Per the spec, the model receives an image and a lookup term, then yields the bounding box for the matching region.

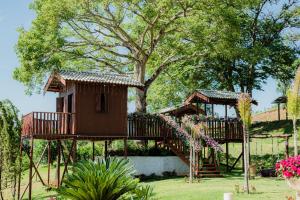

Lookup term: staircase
[159,114,223,178]
[197,160,222,178]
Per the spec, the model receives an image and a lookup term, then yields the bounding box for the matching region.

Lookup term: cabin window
[96,93,108,113]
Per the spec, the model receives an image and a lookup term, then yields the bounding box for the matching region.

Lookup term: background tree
[237,93,252,194]
[287,66,300,156]
[0,100,21,200]
[148,0,299,111]
[14,0,204,112]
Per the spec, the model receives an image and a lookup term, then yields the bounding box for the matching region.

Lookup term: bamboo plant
[287,66,300,156]
[238,93,252,194]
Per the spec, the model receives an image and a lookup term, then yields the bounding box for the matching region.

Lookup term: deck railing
[203,118,243,141]
[127,115,243,142]
[22,112,242,142]
[22,112,76,137]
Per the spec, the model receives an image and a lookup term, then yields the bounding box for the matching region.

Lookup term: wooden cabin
[22,71,143,139]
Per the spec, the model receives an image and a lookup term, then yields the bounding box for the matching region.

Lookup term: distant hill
[252,108,288,122]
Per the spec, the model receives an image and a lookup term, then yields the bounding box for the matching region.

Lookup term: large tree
[147,0,299,111]
[14,0,205,112]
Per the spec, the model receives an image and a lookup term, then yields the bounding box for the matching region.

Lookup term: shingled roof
[185,89,257,105]
[159,103,205,117]
[272,96,287,104]
[45,71,144,92]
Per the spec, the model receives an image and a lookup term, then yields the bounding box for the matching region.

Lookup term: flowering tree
[160,114,223,183]
[238,93,252,194]
[287,66,300,156]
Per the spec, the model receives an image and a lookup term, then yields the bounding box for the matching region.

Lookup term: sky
[0,1,282,116]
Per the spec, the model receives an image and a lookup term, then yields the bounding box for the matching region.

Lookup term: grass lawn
[147,176,293,200]
[15,165,295,200]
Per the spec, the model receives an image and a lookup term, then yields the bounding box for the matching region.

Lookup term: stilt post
[124,139,128,158]
[28,137,34,200]
[92,141,95,161]
[105,141,108,159]
[47,141,51,186]
[57,140,61,187]
[17,138,23,200]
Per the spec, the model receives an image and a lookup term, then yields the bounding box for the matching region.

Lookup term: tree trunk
[135,62,147,113]
[136,88,147,112]
[243,125,249,194]
[189,141,193,183]
[293,117,298,156]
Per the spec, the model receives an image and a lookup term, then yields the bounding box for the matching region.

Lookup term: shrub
[58,158,154,200]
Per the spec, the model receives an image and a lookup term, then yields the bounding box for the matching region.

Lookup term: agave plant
[57,158,154,200]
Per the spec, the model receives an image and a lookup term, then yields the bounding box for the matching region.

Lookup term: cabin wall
[75,83,128,136]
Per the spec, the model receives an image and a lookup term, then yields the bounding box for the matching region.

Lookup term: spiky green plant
[57,158,154,200]
[287,66,300,156]
[238,93,252,194]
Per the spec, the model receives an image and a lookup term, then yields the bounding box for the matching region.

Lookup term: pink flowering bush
[276,156,300,179]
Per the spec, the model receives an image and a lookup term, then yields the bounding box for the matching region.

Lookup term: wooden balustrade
[22,112,242,142]
[203,119,243,141]
[22,112,76,138]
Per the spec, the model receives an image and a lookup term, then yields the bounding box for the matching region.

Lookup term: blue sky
[0,1,281,116]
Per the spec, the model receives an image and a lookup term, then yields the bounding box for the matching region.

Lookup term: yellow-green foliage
[287,67,300,119]
[237,93,252,127]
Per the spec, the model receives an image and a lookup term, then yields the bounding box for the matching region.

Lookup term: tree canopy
[147,0,299,111]
[14,0,300,112]
[15,0,205,112]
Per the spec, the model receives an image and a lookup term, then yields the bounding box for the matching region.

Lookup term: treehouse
[22,71,144,139]
[20,71,255,200]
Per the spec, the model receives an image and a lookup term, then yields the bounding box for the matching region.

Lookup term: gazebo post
[285,136,289,159]
[204,103,207,116]
[225,105,228,119]
[278,103,281,121]
[286,103,288,120]
[211,104,214,118]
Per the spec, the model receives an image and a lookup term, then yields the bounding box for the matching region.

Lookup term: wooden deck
[22,112,243,142]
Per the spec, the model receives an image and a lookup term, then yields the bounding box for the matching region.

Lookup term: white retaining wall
[119,156,189,176]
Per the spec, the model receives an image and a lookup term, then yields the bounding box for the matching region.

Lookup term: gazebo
[159,103,205,119]
[272,96,288,120]
[184,89,257,119]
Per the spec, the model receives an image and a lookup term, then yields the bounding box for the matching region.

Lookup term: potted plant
[276,155,300,199]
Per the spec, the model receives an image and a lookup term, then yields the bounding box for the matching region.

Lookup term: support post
[226,142,229,172]
[204,103,207,116]
[92,141,95,161]
[225,105,228,119]
[17,138,23,200]
[124,139,128,158]
[105,141,108,159]
[57,140,61,187]
[28,137,34,200]
[278,103,281,121]
[47,141,51,186]
[212,104,214,118]
[286,103,288,120]
[285,137,289,159]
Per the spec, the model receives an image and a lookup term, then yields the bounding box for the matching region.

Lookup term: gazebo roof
[44,70,144,92]
[272,96,287,104]
[185,89,257,105]
[159,103,205,117]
